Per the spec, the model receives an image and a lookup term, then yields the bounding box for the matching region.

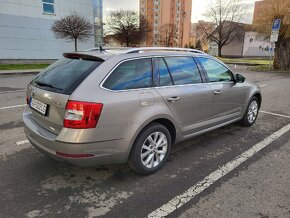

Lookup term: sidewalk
[0,69,42,75]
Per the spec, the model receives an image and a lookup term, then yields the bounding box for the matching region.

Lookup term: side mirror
[235,74,245,83]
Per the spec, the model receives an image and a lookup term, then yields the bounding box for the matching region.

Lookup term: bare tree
[254,0,290,71]
[51,12,93,51]
[105,10,150,47]
[157,24,177,47]
[201,0,247,57]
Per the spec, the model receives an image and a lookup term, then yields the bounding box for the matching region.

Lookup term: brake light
[26,96,29,104]
[64,101,103,129]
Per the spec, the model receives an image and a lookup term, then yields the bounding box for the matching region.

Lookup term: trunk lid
[27,56,104,134]
[27,85,69,135]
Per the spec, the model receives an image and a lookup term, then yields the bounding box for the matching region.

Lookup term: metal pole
[269,43,273,70]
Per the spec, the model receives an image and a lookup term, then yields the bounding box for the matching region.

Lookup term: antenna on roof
[98,43,106,52]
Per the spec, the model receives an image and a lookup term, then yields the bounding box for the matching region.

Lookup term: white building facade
[0,0,101,61]
[209,31,273,58]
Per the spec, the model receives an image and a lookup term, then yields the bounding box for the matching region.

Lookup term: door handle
[213,90,222,95]
[167,96,180,102]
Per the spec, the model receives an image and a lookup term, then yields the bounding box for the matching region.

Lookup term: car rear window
[31,58,102,94]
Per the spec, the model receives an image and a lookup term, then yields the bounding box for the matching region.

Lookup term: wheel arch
[126,115,181,161]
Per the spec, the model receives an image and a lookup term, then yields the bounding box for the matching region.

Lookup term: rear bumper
[23,111,130,167]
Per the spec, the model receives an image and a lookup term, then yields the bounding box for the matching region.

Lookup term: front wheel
[129,123,172,175]
[240,97,259,127]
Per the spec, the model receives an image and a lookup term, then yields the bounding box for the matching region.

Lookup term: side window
[103,58,152,90]
[157,58,173,86]
[197,57,233,82]
[163,57,202,85]
[43,0,55,14]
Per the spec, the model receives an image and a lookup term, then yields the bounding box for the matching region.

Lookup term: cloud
[103,0,139,18]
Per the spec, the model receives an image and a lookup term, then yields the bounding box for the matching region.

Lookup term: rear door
[196,57,247,124]
[28,57,102,134]
[154,56,213,135]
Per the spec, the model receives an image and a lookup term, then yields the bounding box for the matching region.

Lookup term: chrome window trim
[99,54,205,93]
[99,54,228,93]
[155,81,234,90]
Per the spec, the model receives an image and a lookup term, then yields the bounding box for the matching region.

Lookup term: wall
[221,41,244,58]
[243,31,273,57]
[0,0,95,60]
[209,31,273,58]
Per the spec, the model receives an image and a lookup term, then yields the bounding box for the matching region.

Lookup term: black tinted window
[103,59,152,90]
[197,57,233,82]
[158,58,173,86]
[164,57,202,85]
[31,58,101,94]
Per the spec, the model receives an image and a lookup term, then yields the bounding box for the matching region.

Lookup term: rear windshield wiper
[35,81,63,91]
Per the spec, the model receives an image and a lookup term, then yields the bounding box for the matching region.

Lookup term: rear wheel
[129,123,172,175]
[240,97,259,127]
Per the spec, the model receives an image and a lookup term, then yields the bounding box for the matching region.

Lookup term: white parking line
[16,140,29,146]
[0,89,25,94]
[260,111,290,119]
[0,104,26,110]
[259,84,268,87]
[148,123,290,218]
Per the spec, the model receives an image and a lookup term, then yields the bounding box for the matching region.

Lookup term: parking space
[0,69,290,217]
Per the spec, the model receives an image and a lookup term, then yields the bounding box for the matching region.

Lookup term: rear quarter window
[102,58,153,90]
[31,58,102,95]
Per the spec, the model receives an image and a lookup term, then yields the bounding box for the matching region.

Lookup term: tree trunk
[74,38,77,52]
[274,39,290,71]
[126,38,130,47]
[218,45,222,57]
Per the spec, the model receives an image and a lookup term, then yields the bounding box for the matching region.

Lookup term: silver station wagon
[23,47,262,174]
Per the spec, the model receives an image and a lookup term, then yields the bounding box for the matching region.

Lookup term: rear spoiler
[63,53,105,61]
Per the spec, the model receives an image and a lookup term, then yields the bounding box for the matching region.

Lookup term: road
[0,67,290,218]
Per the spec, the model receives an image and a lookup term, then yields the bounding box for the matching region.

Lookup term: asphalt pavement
[0,66,290,218]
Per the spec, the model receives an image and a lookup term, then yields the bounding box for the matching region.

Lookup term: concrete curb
[224,62,263,66]
[0,69,42,76]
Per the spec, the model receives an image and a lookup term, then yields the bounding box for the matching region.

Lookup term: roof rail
[83,47,133,52]
[122,47,206,54]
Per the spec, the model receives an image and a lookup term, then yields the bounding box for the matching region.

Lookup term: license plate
[30,98,47,115]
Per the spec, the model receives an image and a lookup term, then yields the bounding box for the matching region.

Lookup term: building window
[43,0,55,14]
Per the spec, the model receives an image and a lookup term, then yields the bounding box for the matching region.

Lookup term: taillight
[26,96,29,104]
[64,101,103,129]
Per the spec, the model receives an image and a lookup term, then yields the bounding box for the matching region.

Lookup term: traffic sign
[270,31,279,42]
[272,19,281,31]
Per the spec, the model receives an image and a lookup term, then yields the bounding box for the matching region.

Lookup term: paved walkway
[0,69,41,75]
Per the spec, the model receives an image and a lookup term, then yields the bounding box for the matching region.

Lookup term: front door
[196,57,247,125]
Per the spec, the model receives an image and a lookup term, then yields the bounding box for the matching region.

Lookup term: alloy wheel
[248,100,258,124]
[141,132,168,169]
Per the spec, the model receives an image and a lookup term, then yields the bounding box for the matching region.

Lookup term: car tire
[240,97,260,127]
[129,123,172,175]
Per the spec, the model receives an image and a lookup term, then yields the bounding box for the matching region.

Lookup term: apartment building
[140,0,192,47]
[252,0,271,25]
[0,0,103,61]
[253,0,290,25]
